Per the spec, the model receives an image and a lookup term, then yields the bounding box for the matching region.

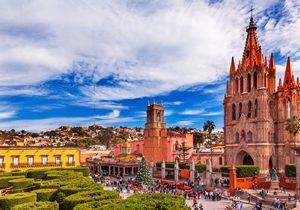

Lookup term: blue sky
[0,0,300,132]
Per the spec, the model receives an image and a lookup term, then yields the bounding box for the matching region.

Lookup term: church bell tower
[143,101,168,163]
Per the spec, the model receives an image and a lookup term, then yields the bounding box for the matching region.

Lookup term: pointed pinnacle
[269,53,275,71]
[230,56,236,75]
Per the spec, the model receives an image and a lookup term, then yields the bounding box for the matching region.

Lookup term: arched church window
[253,72,257,89]
[247,131,252,142]
[240,76,244,93]
[288,99,291,119]
[255,99,258,117]
[232,104,236,120]
[235,132,239,143]
[175,141,179,150]
[241,130,246,141]
[235,78,239,94]
[264,73,267,88]
[157,111,161,122]
[219,157,223,165]
[248,101,252,118]
[247,73,251,92]
[239,103,242,118]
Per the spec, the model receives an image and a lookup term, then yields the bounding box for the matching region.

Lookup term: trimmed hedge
[156,162,206,172]
[40,181,61,189]
[8,178,34,189]
[285,164,296,177]
[64,190,119,210]
[74,199,121,210]
[27,169,50,179]
[0,172,12,177]
[195,164,206,172]
[0,175,25,188]
[0,192,37,209]
[11,171,28,177]
[32,188,58,201]
[220,165,259,178]
[70,167,90,177]
[99,193,189,210]
[12,201,59,210]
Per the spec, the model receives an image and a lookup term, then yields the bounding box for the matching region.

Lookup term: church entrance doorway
[269,157,273,169]
[236,150,254,165]
[243,154,254,165]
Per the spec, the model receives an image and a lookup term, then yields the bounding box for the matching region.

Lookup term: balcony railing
[10,162,62,168]
[66,162,75,166]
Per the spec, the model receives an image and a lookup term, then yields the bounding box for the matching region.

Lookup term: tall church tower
[276,57,300,165]
[143,101,168,163]
[224,17,277,175]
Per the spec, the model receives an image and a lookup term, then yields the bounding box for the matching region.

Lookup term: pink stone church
[223,17,300,175]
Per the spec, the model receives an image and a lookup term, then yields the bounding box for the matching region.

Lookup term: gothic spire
[230,56,236,76]
[284,57,293,86]
[241,17,262,70]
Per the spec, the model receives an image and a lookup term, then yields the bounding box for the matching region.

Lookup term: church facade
[223,17,300,175]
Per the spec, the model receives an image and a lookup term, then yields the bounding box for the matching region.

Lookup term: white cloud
[180,109,204,115]
[164,109,174,117]
[176,120,193,126]
[201,111,223,116]
[0,111,16,119]
[95,110,120,120]
[0,0,279,99]
[164,101,183,106]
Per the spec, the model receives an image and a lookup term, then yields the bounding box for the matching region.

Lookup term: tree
[178,141,192,162]
[193,132,205,148]
[203,120,215,163]
[203,120,215,135]
[134,158,153,186]
[286,116,300,162]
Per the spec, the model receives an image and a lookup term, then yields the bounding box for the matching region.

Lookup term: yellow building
[0,146,81,172]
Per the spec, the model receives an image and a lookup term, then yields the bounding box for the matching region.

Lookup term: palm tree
[203,120,215,135]
[203,120,215,164]
[286,116,300,162]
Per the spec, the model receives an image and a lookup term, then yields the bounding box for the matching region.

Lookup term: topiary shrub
[64,190,119,210]
[45,174,63,180]
[220,166,230,177]
[31,188,58,201]
[285,164,296,177]
[40,181,61,189]
[0,175,25,188]
[11,171,28,177]
[100,193,189,210]
[73,199,121,210]
[195,164,206,172]
[0,192,37,209]
[27,169,50,179]
[12,201,59,210]
[55,192,66,205]
[0,172,12,177]
[8,178,34,189]
[221,165,259,178]
[72,167,90,177]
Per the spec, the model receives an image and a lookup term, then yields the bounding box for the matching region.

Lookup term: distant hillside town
[0,125,223,150]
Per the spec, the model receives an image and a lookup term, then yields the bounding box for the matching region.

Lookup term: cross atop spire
[248,6,255,19]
